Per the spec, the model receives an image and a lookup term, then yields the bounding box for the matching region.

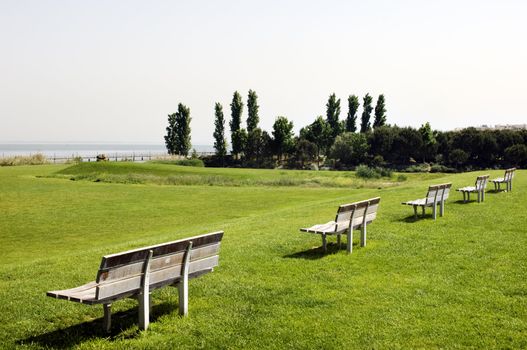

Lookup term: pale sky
[1,0,526,144]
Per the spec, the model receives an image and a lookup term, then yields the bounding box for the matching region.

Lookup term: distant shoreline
[0,144,214,158]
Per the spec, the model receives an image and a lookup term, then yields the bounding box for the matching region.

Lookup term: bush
[0,153,48,166]
[403,164,430,173]
[430,164,457,173]
[397,174,407,182]
[152,158,204,167]
[355,165,392,179]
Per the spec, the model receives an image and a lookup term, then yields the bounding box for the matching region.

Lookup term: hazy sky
[1,0,526,144]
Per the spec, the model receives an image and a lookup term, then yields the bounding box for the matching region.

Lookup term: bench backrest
[95,231,223,301]
[504,168,516,181]
[425,183,452,205]
[335,197,381,232]
[475,175,489,190]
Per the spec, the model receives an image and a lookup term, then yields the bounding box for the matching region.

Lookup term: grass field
[1,163,526,349]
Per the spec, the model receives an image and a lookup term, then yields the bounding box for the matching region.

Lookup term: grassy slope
[0,164,526,349]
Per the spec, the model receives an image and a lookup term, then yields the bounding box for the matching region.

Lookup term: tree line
[165,91,527,170]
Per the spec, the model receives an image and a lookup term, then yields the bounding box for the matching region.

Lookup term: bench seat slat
[47,281,98,304]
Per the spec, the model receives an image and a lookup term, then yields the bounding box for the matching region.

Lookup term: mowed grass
[0,164,526,349]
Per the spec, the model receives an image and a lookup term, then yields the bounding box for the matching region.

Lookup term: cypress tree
[164,113,177,155]
[346,95,360,132]
[247,89,259,132]
[230,91,244,158]
[326,93,341,139]
[213,102,227,161]
[174,103,192,156]
[360,93,373,133]
[373,94,387,128]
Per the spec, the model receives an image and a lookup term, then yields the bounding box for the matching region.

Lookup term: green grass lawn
[0,163,526,349]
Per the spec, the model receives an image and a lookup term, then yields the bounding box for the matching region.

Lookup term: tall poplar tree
[346,95,360,132]
[360,93,373,133]
[164,113,177,155]
[230,91,244,158]
[213,102,227,162]
[326,93,341,139]
[174,103,192,155]
[373,94,387,128]
[247,89,259,132]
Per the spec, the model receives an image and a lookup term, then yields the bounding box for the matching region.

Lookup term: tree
[449,148,469,168]
[230,91,244,158]
[245,128,266,167]
[373,94,387,128]
[346,95,360,132]
[272,116,294,161]
[164,103,191,156]
[300,116,333,168]
[175,103,192,155]
[213,103,227,163]
[360,93,373,133]
[295,138,317,169]
[505,144,527,168]
[330,132,369,167]
[164,113,178,155]
[419,122,437,162]
[247,89,259,132]
[326,93,341,140]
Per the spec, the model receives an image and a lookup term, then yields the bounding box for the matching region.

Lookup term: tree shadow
[284,242,354,260]
[18,301,177,348]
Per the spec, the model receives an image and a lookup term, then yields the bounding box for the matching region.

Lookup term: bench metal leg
[413,205,418,218]
[138,250,153,330]
[432,204,436,220]
[421,206,425,218]
[138,291,150,330]
[462,192,466,202]
[440,201,444,217]
[103,303,112,333]
[337,234,341,249]
[346,230,353,254]
[179,241,193,316]
[360,225,367,247]
[321,234,327,253]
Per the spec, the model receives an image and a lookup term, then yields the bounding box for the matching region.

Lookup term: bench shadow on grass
[18,301,177,348]
[284,242,355,260]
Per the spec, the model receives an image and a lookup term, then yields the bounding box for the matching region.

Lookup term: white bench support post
[347,210,356,254]
[360,202,369,247]
[138,250,153,330]
[178,241,193,316]
[103,303,112,333]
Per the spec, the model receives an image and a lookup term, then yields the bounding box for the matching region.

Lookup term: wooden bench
[402,183,452,219]
[456,175,489,203]
[491,168,515,192]
[300,197,381,253]
[47,231,223,331]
